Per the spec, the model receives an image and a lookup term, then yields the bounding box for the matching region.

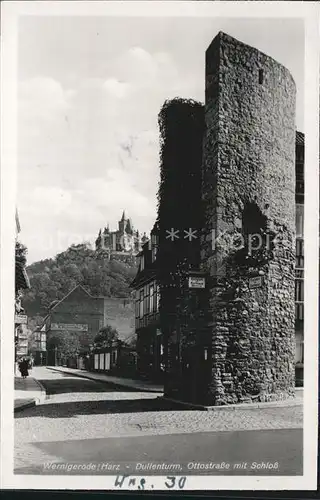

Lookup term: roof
[48,284,133,313]
[49,284,94,312]
[130,268,156,289]
[296,131,304,146]
[35,314,50,333]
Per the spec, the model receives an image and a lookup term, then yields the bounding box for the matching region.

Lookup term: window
[105,352,111,370]
[144,285,149,315]
[295,303,304,321]
[295,334,304,364]
[296,160,304,203]
[295,254,304,324]
[135,290,140,318]
[152,246,157,263]
[140,255,145,271]
[156,285,160,311]
[295,277,304,302]
[149,284,154,312]
[99,353,105,370]
[139,290,144,318]
[94,354,99,370]
[296,238,304,269]
[135,297,139,318]
[296,205,304,238]
[258,69,264,84]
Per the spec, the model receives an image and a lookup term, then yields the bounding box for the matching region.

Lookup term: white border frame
[1,0,319,491]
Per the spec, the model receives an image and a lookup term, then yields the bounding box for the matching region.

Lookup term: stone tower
[119,210,128,233]
[200,32,296,405]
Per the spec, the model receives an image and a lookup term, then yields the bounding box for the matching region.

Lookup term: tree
[47,330,81,358]
[156,99,204,339]
[94,325,119,348]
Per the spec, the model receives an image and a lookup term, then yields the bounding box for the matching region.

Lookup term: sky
[17,16,304,264]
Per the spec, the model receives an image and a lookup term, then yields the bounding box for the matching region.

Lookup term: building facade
[130,237,162,381]
[44,284,105,366]
[95,211,148,264]
[38,284,135,367]
[90,342,137,378]
[15,209,30,361]
[33,324,47,366]
[295,131,304,385]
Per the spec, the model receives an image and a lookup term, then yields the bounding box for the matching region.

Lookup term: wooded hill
[22,244,137,318]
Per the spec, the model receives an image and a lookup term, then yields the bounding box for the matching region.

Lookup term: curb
[33,378,47,404]
[159,396,303,412]
[14,399,37,413]
[14,379,47,413]
[48,367,164,394]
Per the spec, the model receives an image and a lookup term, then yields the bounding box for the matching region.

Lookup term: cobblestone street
[15,367,303,475]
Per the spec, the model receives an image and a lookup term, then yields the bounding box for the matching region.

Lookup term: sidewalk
[48,366,164,393]
[14,375,46,412]
[162,389,303,412]
[45,366,303,409]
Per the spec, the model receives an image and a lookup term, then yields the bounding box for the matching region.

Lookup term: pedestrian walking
[18,358,29,379]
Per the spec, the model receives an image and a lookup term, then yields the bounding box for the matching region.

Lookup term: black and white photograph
[1,0,319,491]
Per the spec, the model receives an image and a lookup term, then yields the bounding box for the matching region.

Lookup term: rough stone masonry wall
[201,32,296,405]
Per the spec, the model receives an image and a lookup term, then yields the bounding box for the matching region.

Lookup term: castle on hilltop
[95,211,148,264]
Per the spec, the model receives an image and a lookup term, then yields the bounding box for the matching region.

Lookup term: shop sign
[249,276,263,289]
[51,323,88,332]
[18,339,28,347]
[15,314,27,324]
[17,346,28,355]
[188,276,206,289]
